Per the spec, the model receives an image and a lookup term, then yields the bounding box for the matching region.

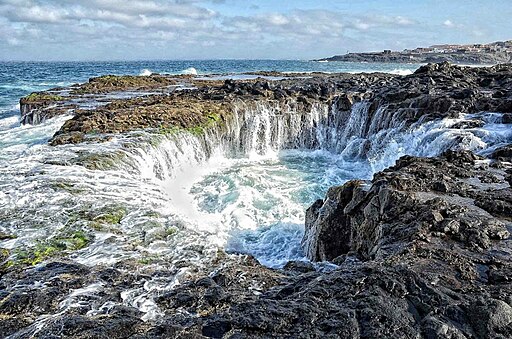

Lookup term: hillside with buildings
[317,40,512,64]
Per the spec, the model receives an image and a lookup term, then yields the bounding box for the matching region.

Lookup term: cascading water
[1,95,510,328]
[105,97,511,269]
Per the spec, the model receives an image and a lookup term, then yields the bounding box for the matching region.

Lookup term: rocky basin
[1,63,511,338]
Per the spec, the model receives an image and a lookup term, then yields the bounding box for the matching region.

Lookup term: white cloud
[444,19,454,27]
[1,0,501,61]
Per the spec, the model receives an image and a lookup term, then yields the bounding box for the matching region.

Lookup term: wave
[0,81,71,91]
[0,84,42,91]
[139,69,153,77]
[388,68,414,76]
[181,67,198,75]
[0,116,19,131]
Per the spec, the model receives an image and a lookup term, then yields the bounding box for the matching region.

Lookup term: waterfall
[119,97,511,183]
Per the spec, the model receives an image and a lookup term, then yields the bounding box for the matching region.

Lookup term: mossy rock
[92,206,127,225]
[50,181,87,194]
[137,255,163,265]
[9,230,92,267]
[143,210,163,219]
[71,75,176,94]
[62,204,128,233]
[0,232,16,241]
[159,112,222,137]
[71,151,128,170]
[22,92,64,103]
[50,93,231,145]
[1,248,10,271]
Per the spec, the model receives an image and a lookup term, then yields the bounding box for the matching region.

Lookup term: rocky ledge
[19,62,512,147]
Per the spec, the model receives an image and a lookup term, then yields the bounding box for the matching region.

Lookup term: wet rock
[50,131,85,146]
[17,63,512,151]
[502,113,512,124]
[451,119,485,129]
[5,63,512,338]
[491,144,512,161]
[282,260,315,273]
[202,318,232,338]
[302,181,366,261]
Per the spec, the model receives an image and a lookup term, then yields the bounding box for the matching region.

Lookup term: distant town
[317,40,512,64]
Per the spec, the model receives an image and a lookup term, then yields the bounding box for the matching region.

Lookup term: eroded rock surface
[1,150,510,338]
[301,150,512,338]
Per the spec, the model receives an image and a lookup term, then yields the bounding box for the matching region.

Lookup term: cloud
[443,19,454,27]
[1,0,502,61]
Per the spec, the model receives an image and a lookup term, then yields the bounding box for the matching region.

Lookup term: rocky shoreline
[1,63,511,338]
[19,63,512,147]
[316,51,512,64]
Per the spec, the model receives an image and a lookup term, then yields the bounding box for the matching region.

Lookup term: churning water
[1,61,511,325]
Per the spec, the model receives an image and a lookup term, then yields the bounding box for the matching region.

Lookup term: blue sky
[0,0,510,61]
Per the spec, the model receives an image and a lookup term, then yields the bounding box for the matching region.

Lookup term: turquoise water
[0,60,421,270]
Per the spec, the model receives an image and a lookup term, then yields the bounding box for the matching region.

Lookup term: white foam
[0,96,510,324]
[139,69,153,77]
[388,68,414,76]
[0,115,19,131]
[181,67,198,75]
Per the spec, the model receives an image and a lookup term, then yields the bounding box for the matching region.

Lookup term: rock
[303,150,510,261]
[491,144,512,160]
[50,131,85,146]
[5,64,512,338]
[202,318,232,338]
[282,260,315,273]
[451,119,485,129]
[467,299,512,338]
[502,113,512,124]
[16,63,512,150]
[302,181,367,261]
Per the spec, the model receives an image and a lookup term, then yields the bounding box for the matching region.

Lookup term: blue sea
[0,59,424,267]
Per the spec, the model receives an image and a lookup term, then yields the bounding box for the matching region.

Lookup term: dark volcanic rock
[491,144,512,161]
[303,150,510,261]
[2,150,512,338]
[6,64,512,338]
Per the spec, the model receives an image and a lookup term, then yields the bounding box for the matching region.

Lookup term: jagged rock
[302,150,510,262]
[5,64,512,338]
[49,131,85,146]
[467,299,512,338]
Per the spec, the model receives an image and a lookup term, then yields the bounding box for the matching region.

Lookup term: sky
[0,0,510,61]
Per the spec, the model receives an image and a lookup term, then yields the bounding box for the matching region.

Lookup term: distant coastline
[316,40,512,64]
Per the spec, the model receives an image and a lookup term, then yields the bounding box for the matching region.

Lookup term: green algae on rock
[8,230,92,267]
[70,74,177,94]
[21,92,65,103]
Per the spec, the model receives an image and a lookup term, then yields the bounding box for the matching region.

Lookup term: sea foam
[181,67,198,75]
[139,69,153,76]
